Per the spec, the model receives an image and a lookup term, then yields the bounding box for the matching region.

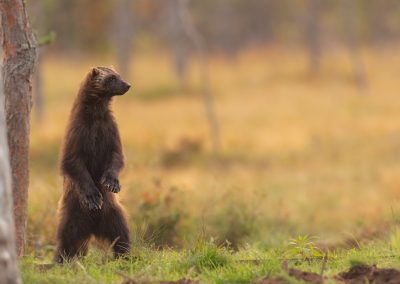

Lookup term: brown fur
[54,67,131,263]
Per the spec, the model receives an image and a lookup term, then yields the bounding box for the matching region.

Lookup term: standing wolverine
[54,67,131,263]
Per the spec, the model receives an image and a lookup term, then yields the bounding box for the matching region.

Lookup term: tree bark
[0,18,21,284]
[0,0,37,256]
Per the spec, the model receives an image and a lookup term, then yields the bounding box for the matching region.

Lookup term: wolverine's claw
[81,188,103,210]
[101,173,121,193]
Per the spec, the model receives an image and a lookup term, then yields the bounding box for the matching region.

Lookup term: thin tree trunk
[0,0,38,256]
[177,0,221,154]
[113,0,133,78]
[0,20,21,284]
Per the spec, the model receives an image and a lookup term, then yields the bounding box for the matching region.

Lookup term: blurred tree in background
[25,0,400,152]
[113,0,134,78]
[26,0,400,56]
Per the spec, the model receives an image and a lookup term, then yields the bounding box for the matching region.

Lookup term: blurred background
[26,0,400,255]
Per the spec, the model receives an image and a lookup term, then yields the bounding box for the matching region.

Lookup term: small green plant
[181,238,231,272]
[285,235,322,260]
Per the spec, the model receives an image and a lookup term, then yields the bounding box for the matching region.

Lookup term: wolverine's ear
[109,65,116,71]
[91,67,100,77]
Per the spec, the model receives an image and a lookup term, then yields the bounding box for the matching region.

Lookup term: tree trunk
[113,0,133,78]
[0,22,21,284]
[0,0,38,256]
[177,0,221,154]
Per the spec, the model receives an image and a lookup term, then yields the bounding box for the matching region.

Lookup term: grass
[21,233,400,283]
[24,45,400,282]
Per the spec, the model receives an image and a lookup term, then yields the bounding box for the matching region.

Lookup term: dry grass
[27,46,400,255]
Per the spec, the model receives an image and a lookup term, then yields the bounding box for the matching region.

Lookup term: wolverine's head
[86,66,131,97]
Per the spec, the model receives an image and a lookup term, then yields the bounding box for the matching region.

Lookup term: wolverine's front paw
[81,188,103,210]
[100,172,120,193]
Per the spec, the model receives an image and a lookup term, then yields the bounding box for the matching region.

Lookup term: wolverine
[54,67,131,263]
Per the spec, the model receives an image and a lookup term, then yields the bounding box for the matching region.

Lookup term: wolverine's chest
[82,120,116,174]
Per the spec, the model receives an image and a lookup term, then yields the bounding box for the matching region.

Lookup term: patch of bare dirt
[287,268,323,283]
[121,265,400,284]
[336,264,400,284]
[257,268,323,284]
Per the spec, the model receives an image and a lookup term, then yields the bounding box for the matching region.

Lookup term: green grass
[21,232,400,283]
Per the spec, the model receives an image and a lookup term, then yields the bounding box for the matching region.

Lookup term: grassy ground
[21,235,400,283]
[24,46,400,282]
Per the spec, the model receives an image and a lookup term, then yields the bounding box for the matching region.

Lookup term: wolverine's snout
[119,82,131,95]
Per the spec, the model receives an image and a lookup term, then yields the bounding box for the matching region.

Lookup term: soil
[287,268,323,283]
[119,264,400,284]
[336,264,400,284]
[258,264,400,284]
[257,268,323,284]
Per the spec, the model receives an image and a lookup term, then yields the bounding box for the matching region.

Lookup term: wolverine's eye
[107,75,117,84]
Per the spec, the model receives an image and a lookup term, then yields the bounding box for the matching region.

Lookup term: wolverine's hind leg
[96,205,131,258]
[54,203,92,263]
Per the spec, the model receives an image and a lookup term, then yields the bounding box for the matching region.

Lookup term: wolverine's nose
[124,84,131,92]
